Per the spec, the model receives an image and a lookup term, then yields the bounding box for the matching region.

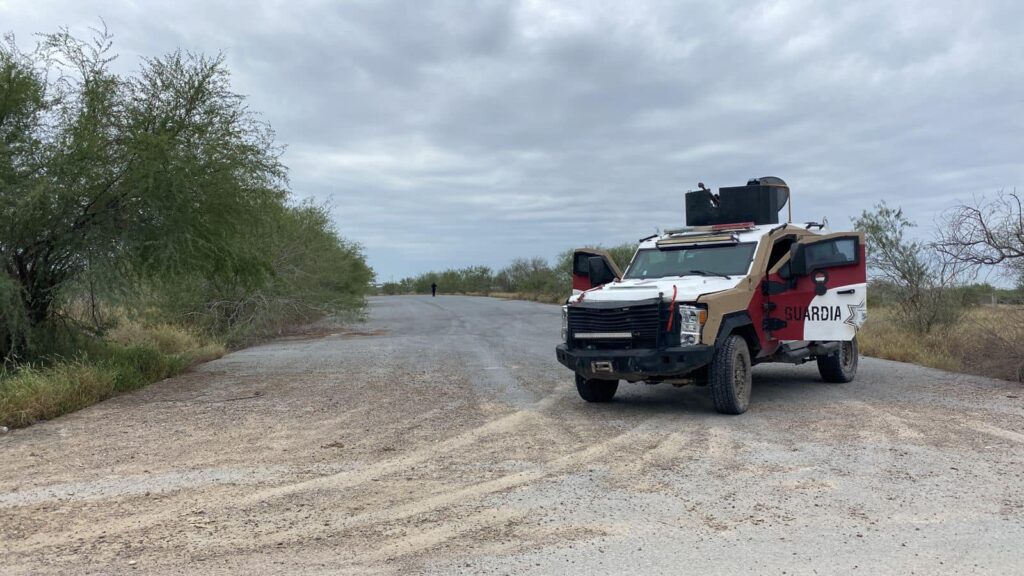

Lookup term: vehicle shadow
[583,364,836,417]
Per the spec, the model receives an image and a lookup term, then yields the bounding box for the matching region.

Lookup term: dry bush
[108,320,224,360]
[860,306,1024,382]
[858,311,960,372]
[854,203,970,333]
[956,306,1024,382]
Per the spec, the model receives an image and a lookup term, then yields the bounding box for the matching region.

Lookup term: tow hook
[591,361,613,374]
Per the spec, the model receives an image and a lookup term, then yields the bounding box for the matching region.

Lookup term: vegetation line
[384,203,1024,383]
[0,28,372,428]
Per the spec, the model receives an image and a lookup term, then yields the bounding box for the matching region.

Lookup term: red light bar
[711,221,755,231]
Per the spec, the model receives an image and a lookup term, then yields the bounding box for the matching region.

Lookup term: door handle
[837,289,856,295]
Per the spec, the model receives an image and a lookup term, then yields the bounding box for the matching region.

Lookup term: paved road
[2,296,1023,575]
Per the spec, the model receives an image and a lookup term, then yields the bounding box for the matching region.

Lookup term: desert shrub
[857,311,960,372]
[378,282,407,295]
[860,305,1024,382]
[150,202,373,344]
[395,242,638,302]
[957,306,1024,382]
[493,257,559,295]
[854,203,967,333]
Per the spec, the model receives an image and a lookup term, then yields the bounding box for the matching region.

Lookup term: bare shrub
[936,190,1024,269]
[936,191,1024,381]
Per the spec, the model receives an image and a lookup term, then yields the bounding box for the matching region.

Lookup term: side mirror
[587,256,617,287]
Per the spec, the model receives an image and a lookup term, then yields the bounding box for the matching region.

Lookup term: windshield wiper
[685,270,732,279]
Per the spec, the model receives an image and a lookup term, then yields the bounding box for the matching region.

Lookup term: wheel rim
[733,352,749,400]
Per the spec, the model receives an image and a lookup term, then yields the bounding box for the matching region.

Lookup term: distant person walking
[431,282,437,297]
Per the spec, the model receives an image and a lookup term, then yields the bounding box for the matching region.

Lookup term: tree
[853,202,967,333]
[936,190,1024,285]
[0,28,370,358]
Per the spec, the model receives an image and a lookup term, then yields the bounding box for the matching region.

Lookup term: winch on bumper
[555,344,715,380]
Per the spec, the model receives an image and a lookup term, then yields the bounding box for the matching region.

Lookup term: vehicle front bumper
[555,344,716,380]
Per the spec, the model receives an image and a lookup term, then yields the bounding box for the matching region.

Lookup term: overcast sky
[2,0,1022,281]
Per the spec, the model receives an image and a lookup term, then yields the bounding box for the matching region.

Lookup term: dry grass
[0,363,119,428]
[0,322,225,428]
[860,306,1024,381]
[470,291,565,304]
[108,321,225,365]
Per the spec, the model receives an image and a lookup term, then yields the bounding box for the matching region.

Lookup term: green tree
[853,202,966,333]
[0,28,371,358]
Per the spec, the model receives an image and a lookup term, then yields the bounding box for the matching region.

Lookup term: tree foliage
[386,243,638,302]
[0,28,371,360]
[151,201,372,343]
[853,202,967,333]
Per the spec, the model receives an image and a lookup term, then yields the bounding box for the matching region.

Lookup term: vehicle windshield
[624,243,757,280]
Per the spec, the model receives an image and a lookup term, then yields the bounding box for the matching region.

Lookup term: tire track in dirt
[3,296,1023,576]
[261,415,681,562]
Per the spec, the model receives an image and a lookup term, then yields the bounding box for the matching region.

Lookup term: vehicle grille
[567,303,668,349]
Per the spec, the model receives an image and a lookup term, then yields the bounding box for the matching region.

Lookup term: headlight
[678,304,707,345]
[561,305,568,342]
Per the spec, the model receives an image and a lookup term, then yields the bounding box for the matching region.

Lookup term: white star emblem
[845,299,867,327]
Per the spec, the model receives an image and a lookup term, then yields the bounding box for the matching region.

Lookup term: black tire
[575,373,618,403]
[709,335,752,415]
[817,337,859,383]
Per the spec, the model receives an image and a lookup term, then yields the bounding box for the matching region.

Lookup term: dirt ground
[1,296,1022,575]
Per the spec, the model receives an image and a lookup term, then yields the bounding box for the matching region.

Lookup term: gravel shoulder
[1,295,1022,575]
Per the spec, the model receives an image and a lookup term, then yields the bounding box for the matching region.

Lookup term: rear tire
[817,337,859,383]
[575,373,618,402]
[709,335,752,415]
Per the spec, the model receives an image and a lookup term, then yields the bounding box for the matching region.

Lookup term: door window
[804,238,857,270]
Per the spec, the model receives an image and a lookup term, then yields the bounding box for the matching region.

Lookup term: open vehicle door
[762,232,867,341]
[571,249,623,294]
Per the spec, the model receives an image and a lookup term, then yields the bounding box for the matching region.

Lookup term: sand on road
[1,295,1022,575]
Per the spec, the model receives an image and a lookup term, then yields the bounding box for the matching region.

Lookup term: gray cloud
[3,0,1022,280]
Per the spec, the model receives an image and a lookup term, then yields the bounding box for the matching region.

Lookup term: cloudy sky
[2,0,1022,281]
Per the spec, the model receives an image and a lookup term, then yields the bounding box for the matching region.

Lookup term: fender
[713,311,759,356]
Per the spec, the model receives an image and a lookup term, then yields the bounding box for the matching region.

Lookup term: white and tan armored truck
[555,177,867,414]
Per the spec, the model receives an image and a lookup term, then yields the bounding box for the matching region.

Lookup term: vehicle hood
[569,276,745,304]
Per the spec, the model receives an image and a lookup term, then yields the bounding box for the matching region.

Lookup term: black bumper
[555,344,715,380]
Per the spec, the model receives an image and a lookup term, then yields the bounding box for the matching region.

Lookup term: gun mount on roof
[685,176,790,226]
[557,193,868,414]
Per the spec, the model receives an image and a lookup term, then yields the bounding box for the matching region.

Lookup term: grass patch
[0,362,118,428]
[860,306,1024,381]
[108,321,226,364]
[0,323,225,429]
[858,314,960,371]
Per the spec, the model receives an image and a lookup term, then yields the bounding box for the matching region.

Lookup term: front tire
[709,335,752,415]
[575,373,618,402]
[817,337,859,383]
